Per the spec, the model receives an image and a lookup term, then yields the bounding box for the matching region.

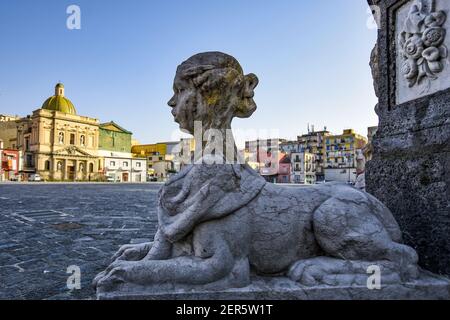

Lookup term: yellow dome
[42,83,77,115]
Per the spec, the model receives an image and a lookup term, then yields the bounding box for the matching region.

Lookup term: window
[136,162,141,168]
[110,161,116,167]
[80,135,86,146]
[25,138,30,151]
[159,157,163,161]
[123,162,129,167]
[70,134,75,145]
[26,155,33,167]
[45,160,51,171]
[58,132,65,144]
[89,163,94,173]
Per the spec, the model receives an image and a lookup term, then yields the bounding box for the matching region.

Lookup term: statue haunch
[93,52,419,293]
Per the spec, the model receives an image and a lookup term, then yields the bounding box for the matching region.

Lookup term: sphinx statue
[93,52,420,295]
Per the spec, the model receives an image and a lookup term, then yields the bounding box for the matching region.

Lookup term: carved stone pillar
[367,0,450,275]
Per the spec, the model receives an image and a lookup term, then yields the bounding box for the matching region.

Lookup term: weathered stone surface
[367,0,450,276]
[94,52,426,299]
[98,271,450,300]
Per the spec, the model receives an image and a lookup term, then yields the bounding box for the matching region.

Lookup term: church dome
[42,83,77,115]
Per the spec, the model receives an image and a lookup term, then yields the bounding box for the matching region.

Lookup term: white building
[324,168,357,183]
[291,152,316,184]
[98,150,146,182]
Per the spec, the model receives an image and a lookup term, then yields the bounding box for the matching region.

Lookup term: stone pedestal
[97,272,450,300]
[367,0,450,276]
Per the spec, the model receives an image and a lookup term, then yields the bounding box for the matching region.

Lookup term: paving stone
[0,184,160,299]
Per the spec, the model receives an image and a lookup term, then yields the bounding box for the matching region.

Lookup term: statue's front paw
[94,261,132,292]
[111,242,153,262]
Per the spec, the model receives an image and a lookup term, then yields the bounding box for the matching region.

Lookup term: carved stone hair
[177,51,258,119]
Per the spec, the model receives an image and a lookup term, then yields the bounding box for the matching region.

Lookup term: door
[68,166,75,180]
[122,173,129,182]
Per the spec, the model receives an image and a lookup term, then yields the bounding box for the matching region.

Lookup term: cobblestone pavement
[0,183,161,300]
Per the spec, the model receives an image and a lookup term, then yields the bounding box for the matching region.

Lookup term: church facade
[15,83,102,181]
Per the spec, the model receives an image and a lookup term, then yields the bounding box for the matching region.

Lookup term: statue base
[97,271,450,300]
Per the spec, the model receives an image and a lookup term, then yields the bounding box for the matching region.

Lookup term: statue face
[167,74,199,134]
[167,52,259,135]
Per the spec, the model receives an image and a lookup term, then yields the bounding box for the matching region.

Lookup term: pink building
[258,151,291,183]
[276,155,291,184]
[1,147,19,181]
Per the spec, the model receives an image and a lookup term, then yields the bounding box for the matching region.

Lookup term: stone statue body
[94,52,419,293]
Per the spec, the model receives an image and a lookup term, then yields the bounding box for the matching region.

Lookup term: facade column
[52,157,57,180]
[63,159,68,181]
[83,160,87,180]
[74,159,79,181]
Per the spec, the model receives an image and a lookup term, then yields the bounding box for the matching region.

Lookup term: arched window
[57,161,63,171]
[89,163,94,173]
[58,132,64,144]
[45,160,51,171]
[80,135,86,146]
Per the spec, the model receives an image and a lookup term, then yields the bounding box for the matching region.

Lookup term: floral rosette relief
[399,0,448,91]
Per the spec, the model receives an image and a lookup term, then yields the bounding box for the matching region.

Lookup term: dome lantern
[42,83,77,115]
[55,83,65,97]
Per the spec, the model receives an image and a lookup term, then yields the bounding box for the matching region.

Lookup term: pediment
[100,122,132,134]
[53,146,96,158]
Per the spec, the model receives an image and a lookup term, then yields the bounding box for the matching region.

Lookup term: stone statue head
[168,52,259,134]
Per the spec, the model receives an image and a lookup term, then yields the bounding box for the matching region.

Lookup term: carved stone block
[396,0,450,104]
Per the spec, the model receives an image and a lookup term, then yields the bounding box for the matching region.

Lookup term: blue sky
[0,0,378,145]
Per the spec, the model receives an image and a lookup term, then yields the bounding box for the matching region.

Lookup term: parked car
[29,174,42,182]
[106,176,115,182]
